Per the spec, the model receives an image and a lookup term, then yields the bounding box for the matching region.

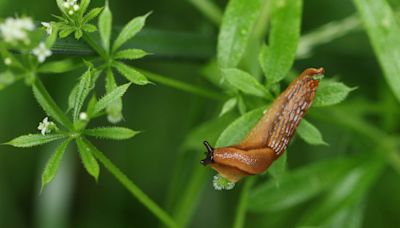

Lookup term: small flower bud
[79,112,88,121]
[4,58,12,65]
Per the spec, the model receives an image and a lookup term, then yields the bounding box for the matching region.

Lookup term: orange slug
[201,68,324,183]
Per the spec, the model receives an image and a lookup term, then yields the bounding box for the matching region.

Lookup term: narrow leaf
[353,0,400,102]
[299,159,383,226]
[38,59,81,74]
[217,0,261,68]
[98,2,112,51]
[76,137,100,181]
[85,127,139,140]
[221,68,270,98]
[41,139,71,190]
[112,12,151,52]
[313,80,355,107]
[93,83,130,114]
[268,152,287,180]
[114,49,149,60]
[105,69,123,123]
[4,134,66,148]
[219,97,237,116]
[80,0,91,16]
[260,0,302,83]
[216,106,265,147]
[83,7,103,23]
[297,119,328,145]
[73,68,93,120]
[248,157,359,212]
[113,61,150,85]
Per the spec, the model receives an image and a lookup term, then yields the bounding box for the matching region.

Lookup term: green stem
[138,68,226,101]
[33,79,74,130]
[85,139,179,228]
[233,177,255,228]
[82,32,108,60]
[188,0,223,26]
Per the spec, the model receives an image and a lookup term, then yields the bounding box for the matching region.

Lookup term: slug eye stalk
[201,67,324,183]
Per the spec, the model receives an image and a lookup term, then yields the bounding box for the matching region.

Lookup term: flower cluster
[32,42,52,63]
[41,22,53,35]
[0,17,35,44]
[212,174,235,190]
[63,0,80,15]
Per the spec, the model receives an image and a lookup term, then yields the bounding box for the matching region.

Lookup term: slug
[201,68,324,183]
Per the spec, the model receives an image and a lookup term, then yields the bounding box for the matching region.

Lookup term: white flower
[63,0,80,15]
[4,58,12,65]
[37,117,55,135]
[32,42,52,63]
[212,174,235,190]
[79,112,88,120]
[0,17,35,43]
[41,22,52,35]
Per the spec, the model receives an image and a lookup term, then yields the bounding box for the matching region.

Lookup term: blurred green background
[1,0,400,227]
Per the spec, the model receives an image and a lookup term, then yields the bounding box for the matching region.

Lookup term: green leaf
[98,2,112,52]
[217,0,261,68]
[83,24,97,33]
[221,68,270,98]
[45,23,59,47]
[56,0,67,16]
[112,12,151,52]
[38,59,81,74]
[247,157,359,212]
[86,95,97,117]
[260,0,302,83]
[299,159,383,226]
[80,0,91,16]
[74,29,83,40]
[76,137,100,181]
[216,106,265,147]
[114,49,149,60]
[4,134,66,148]
[59,27,75,38]
[93,83,130,114]
[105,69,123,123]
[313,80,355,107]
[353,0,400,102]
[83,7,103,23]
[113,61,150,85]
[41,139,71,191]
[85,127,139,140]
[219,97,237,116]
[73,68,93,121]
[297,119,328,145]
[0,71,16,90]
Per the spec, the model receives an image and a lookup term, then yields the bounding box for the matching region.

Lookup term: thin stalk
[82,32,108,60]
[33,79,74,130]
[138,68,226,101]
[85,138,179,228]
[172,166,208,227]
[188,0,223,26]
[233,177,255,228]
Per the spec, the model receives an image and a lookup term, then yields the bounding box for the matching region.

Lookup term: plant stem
[188,0,222,26]
[233,177,255,228]
[84,139,179,228]
[138,68,226,101]
[82,32,108,60]
[33,79,74,130]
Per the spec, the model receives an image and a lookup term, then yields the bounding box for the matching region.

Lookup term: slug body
[201,68,324,182]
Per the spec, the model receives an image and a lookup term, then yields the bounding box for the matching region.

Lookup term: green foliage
[297,119,328,145]
[113,62,150,85]
[72,67,93,120]
[41,139,71,191]
[260,0,302,84]
[313,80,355,107]
[4,134,66,148]
[85,127,139,140]
[353,0,400,102]
[93,83,130,114]
[217,0,261,68]
[76,137,100,181]
[98,2,112,52]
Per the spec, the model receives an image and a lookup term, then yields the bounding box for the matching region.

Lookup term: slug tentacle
[201,68,324,183]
